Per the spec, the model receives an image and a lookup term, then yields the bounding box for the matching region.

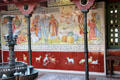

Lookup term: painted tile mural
[1,5,105,45]
[1,2,105,73]
[3,51,104,72]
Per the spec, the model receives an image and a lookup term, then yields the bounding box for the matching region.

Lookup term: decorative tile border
[2,44,105,52]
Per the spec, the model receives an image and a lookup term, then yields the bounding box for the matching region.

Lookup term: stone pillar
[82,10,89,80]
[25,14,32,65]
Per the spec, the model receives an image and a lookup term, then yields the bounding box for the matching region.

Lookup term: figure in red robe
[49,14,58,37]
[78,12,84,36]
[88,12,98,40]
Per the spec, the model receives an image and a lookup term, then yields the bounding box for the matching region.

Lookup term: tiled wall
[3,51,104,72]
[1,2,105,73]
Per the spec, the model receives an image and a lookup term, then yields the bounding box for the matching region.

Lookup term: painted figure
[31,15,39,36]
[12,16,21,34]
[17,31,27,44]
[38,14,49,41]
[88,13,97,40]
[42,14,49,41]
[60,6,73,24]
[78,12,84,36]
[49,14,58,37]
[31,15,39,43]
[12,16,27,44]
[2,18,8,36]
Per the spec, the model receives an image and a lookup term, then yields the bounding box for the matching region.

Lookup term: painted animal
[91,60,98,64]
[79,56,93,64]
[88,56,93,63]
[49,57,56,64]
[79,59,85,64]
[23,54,27,61]
[15,58,17,61]
[43,54,49,66]
[67,57,74,64]
[36,56,41,62]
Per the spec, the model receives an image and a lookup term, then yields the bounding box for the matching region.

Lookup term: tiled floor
[35,72,120,80]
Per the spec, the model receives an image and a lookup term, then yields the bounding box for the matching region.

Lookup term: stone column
[25,14,32,65]
[82,10,89,80]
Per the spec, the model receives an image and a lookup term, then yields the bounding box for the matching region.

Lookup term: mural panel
[1,2,105,73]
[1,5,104,45]
[3,51,104,72]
